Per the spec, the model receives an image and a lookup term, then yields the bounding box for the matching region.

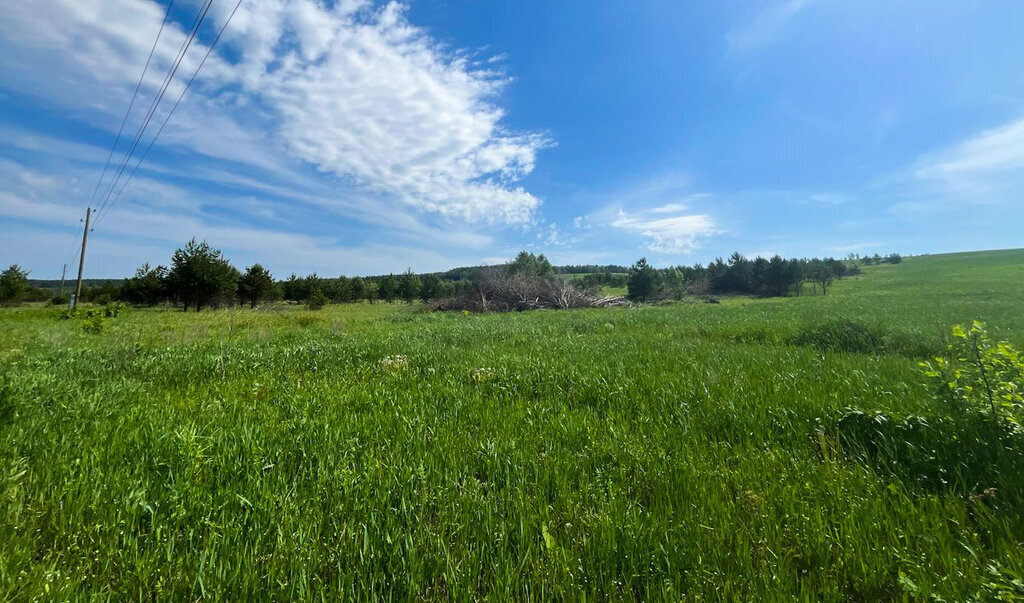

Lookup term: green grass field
[1,249,1022,599]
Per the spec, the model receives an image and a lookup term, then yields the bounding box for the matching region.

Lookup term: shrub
[836,322,1024,497]
[880,330,942,359]
[56,303,124,330]
[103,302,126,318]
[790,319,882,354]
[89,290,115,305]
[82,314,106,334]
[732,328,776,344]
[921,321,1023,425]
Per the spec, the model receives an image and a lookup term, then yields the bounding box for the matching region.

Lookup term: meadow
[1,249,1022,600]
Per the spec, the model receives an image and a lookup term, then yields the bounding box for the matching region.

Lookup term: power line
[94,0,246,230]
[61,1,177,283]
[93,0,214,223]
[92,0,216,224]
[86,0,176,210]
[66,0,244,290]
[62,2,178,282]
[60,0,192,272]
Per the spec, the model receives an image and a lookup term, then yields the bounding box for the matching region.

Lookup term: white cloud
[611,209,719,255]
[239,1,547,222]
[0,0,230,117]
[0,0,547,224]
[564,173,722,257]
[538,221,579,247]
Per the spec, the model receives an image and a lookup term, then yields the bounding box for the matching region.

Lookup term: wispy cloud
[560,172,722,258]
[806,193,851,205]
[611,209,719,255]
[727,0,815,52]
[913,116,1024,197]
[649,202,690,214]
[826,241,885,254]
[612,172,693,207]
[880,114,1024,217]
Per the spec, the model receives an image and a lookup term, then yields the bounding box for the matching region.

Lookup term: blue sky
[2,0,1023,278]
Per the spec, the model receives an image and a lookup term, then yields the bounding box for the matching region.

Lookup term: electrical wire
[93,0,246,230]
[92,0,216,223]
[60,2,178,279]
[86,0,176,210]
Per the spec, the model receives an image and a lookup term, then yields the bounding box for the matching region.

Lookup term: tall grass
[1,250,1022,599]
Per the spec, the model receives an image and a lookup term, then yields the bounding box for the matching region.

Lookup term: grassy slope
[0,249,1022,599]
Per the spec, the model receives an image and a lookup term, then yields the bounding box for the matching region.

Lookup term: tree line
[2,241,903,309]
[625,251,902,301]
[116,239,486,311]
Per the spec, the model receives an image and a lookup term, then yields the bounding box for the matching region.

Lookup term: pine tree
[0,264,30,304]
[166,239,239,312]
[627,258,660,301]
[237,264,275,308]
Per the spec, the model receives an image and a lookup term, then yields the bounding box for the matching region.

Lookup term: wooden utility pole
[59,263,67,296]
[73,207,91,309]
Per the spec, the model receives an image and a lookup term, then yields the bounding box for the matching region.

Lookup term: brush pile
[430,274,627,312]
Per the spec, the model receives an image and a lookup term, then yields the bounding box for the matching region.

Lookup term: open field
[1,249,1023,599]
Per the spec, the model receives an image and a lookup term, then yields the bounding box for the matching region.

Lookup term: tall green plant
[921,321,1023,426]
